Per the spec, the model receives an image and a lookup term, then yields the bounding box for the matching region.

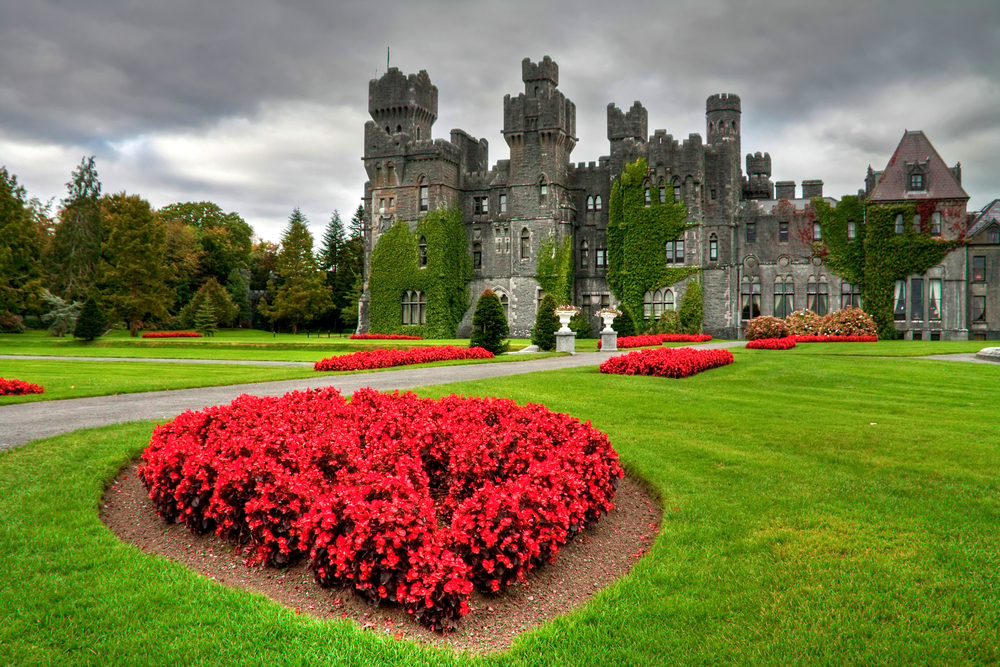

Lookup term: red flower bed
[139,387,623,631]
[0,378,44,396]
[350,333,423,340]
[793,335,878,343]
[746,337,797,349]
[599,346,734,378]
[315,346,492,372]
[141,331,203,339]
[597,333,712,350]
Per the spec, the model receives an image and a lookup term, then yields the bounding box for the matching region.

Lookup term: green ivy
[814,195,963,339]
[536,235,574,305]
[607,158,700,329]
[368,208,472,338]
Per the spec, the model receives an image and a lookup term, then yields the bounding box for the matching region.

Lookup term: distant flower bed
[600,346,733,378]
[793,335,878,343]
[139,387,622,631]
[315,346,493,372]
[0,378,44,396]
[350,333,423,340]
[598,333,712,350]
[746,337,797,350]
[141,332,203,339]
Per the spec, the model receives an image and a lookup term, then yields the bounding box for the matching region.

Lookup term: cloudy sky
[2,0,998,244]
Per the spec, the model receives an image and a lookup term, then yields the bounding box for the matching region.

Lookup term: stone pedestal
[556,331,576,355]
[975,347,1000,363]
[601,331,618,352]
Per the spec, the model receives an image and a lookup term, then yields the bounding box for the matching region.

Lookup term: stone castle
[358,56,980,340]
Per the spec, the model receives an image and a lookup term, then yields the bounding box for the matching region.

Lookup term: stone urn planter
[596,307,621,352]
[553,305,580,354]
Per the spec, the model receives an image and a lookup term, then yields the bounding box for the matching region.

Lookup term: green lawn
[2,350,998,665]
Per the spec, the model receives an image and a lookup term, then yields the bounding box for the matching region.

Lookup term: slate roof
[868,130,969,202]
[968,199,1000,238]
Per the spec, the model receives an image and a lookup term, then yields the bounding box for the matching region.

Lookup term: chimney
[801,180,824,199]
[775,180,796,199]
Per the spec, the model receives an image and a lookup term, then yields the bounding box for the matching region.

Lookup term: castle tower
[607,101,648,177]
[706,93,741,159]
[367,68,437,142]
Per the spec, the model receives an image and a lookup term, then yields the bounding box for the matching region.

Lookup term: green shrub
[679,279,703,334]
[0,311,25,333]
[193,300,218,337]
[612,307,637,337]
[73,297,108,341]
[180,278,238,329]
[569,311,593,338]
[651,310,682,334]
[470,289,509,354]
[531,294,559,351]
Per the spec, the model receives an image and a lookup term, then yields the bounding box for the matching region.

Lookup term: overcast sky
[2,0,998,244]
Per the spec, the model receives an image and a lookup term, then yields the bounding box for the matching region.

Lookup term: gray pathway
[0,354,313,367]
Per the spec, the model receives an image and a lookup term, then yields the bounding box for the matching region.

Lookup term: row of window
[742,215,943,244]
[578,241,607,269]
[739,277,860,320]
[894,213,942,236]
[644,182,682,206]
[892,278,943,322]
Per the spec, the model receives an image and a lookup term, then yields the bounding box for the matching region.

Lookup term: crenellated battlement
[608,101,647,142]
[706,93,741,113]
[746,151,771,177]
[522,56,559,86]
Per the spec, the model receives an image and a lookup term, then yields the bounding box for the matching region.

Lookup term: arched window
[741,276,761,320]
[473,242,482,269]
[500,293,509,321]
[659,178,667,204]
[401,291,427,325]
[673,178,681,203]
[807,276,829,315]
[418,177,428,212]
[520,228,530,259]
[595,195,602,211]
[539,177,547,203]
[664,289,675,311]
[643,290,653,319]
[644,183,651,207]
[895,214,904,234]
[580,239,590,268]
[709,233,718,262]
[418,236,427,267]
[374,163,382,187]
[586,195,594,212]
[416,127,421,140]
[385,126,391,135]
[386,163,396,186]
[396,124,402,133]
[774,276,794,318]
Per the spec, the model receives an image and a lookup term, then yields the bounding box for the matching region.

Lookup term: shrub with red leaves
[349,333,423,340]
[139,387,622,632]
[0,378,44,396]
[598,333,712,350]
[745,337,797,350]
[141,331,203,339]
[744,316,788,341]
[793,335,877,343]
[314,346,492,372]
[599,346,733,378]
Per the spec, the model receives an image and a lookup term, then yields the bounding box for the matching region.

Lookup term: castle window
[587,196,594,212]
[774,277,794,319]
[474,197,488,215]
[665,240,684,264]
[388,197,394,210]
[807,276,829,316]
[931,212,942,236]
[520,228,530,260]
[419,180,429,212]
[841,282,861,309]
[596,248,607,267]
[379,198,386,212]
[929,279,942,320]
[709,233,718,262]
[741,277,761,320]
[644,187,651,207]
[473,242,482,269]
[910,173,924,191]
[418,236,427,267]
[385,126,391,134]
[396,125,402,133]
[500,194,507,213]
[416,127,421,140]
[911,278,924,321]
[659,186,667,204]
[387,163,396,186]
[664,289,675,312]
[595,195,602,210]
[643,289,668,319]
[847,221,856,240]
[779,222,789,243]
[500,293,509,321]
[539,177,547,202]
[895,214,904,234]
[990,228,1000,244]
[375,164,382,187]
[894,280,906,320]
[813,222,822,241]
[746,223,756,243]
[973,296,986,322]
[673,179,681,203]
[402,290,426,325]
[973,256,986,282]
[580,240,590,268]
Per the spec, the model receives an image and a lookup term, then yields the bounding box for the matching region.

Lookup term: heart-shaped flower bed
[139,387,623,631]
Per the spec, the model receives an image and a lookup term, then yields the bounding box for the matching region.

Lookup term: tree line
[0,157,364,337]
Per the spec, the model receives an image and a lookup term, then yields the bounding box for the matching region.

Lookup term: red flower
[599,347,733,378]
[314,346,493,372]
[350,333,423,340]
[598,333,711,350]
[0,378,45,396]
[745,337,797,350]
[141,331,203,338]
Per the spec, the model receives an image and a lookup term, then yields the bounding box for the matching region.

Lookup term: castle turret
[368,68,437,142]
[706,93,741,160]
[607,101,648,176]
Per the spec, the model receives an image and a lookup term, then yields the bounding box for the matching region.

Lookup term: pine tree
[318,210,346,272]
[180,277,239,328]
[193,299,218,336]
[48,157,102,301]
[73,297,108,340]
[258,208,333,334]
[531,294,559,351]
[40,290,82,337]
[0,167,44,317]
[471,289,509,354]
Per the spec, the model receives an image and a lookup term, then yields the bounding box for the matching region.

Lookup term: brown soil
[101,462,661,654]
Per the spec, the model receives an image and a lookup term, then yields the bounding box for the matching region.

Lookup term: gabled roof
[968,199,1000,238]
[868,130,969,202]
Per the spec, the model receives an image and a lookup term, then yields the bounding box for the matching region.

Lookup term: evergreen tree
[180,277,239,328]
[679,279,703,334]
[97,193,174,336]
[258,208,332,334]
[612,307,637,337]
[331,208,365,331]
[226,269,251,327]
[470,289,509,354]
[40,290,82,337]
[531,294,559,351]
[348,204,364,240]
[194,299,218,336]
[0,167,44,317]
[48,157,102,301]
[569,311,593,338]
[318,210,346,272]
[73,297,108,340]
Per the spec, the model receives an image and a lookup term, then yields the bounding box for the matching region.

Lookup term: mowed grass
[2,350,999,665]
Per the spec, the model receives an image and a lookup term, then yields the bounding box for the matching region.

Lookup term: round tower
[368,68,437,141]
[706,93,741,155]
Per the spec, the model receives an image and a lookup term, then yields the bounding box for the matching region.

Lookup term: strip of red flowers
[598,333,712,350]
[745,337,797,350]
[138,387,623,632]
[315,346,493,372]
[599,346,734,377]
[0,378,44,396]
[349,333,423,340]
[793,335,878,343]
[141,332,203,338]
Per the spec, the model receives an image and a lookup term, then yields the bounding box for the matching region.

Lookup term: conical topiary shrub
[470,289,509,355]
[612,307,637,337]
[73,297,108,341]
[194,300,218,337]
[531,294,559,351]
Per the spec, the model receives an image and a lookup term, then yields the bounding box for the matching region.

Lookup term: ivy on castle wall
[814,195,964,339]
[607,158,700,326]
[368,208,472,338]
[536,235,574,305]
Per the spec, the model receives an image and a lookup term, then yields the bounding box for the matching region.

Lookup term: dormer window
[910,173,924,190]
[990,228,999,244]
